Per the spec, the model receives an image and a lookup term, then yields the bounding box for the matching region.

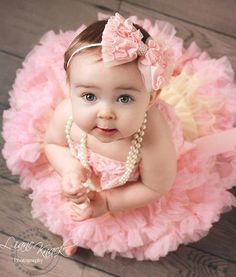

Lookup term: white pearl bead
[141,125,146,130]
[128,163,132,169]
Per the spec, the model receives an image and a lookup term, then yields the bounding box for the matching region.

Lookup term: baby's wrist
[61,160,86,176]
[61,168,78,177]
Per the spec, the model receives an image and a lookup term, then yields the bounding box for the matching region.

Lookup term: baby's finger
[62,188,86,199]
[75,186,87,196]
[63,186,88,198]
[62,191,76,198]
[69,195,88,204]
[67,187,87,198]
[66,189,87,199]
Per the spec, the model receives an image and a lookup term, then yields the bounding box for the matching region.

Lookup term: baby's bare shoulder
[44,98,72,146]
[140,106,177,192]
[144,105,173,146]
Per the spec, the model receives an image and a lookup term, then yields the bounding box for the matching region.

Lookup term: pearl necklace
[65,113,147,191]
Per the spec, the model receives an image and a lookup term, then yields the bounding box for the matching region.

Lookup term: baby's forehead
[70,51,143,85]
[73,49,138,67]
[72,49,140,75]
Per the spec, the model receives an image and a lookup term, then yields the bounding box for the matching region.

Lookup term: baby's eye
[82,93,97,102]
[117,95,134,104]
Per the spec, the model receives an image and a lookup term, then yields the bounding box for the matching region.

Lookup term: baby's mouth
[95,126,118,137]
[97,126,116,130]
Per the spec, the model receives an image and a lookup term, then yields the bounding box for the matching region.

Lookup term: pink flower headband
[67,13,174,91]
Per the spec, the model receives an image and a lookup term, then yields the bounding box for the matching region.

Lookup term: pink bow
[101,13,174,91]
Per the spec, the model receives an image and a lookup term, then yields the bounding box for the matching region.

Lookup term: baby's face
[69,50,153,143]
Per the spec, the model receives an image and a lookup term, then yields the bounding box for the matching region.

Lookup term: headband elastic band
[66,43,102,68]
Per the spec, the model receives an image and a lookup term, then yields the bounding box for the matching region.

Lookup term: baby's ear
[148,90,161,108]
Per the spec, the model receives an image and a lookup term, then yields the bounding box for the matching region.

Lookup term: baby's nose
[97,108,116,120]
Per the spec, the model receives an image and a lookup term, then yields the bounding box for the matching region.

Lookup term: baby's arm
[44,99,88,200]
[44,99,81,175]
[104,109,177,213]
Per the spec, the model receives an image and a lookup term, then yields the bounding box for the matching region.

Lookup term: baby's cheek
[74,119,89,132]
[74,113,94,132]
[119,122,140,137]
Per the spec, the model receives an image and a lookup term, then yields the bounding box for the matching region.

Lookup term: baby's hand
[62,191,109,222]
[61,168,89,204]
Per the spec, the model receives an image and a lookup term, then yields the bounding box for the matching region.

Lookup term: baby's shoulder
[139,105,177,191]
[144,105,173,146]
[44,98,72,145]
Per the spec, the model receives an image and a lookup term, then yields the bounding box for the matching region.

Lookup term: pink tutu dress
[2,15,236,261]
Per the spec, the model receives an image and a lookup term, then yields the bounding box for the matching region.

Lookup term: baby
[44,13,177,256]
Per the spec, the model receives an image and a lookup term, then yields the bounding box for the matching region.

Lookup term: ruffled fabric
[2,15,236,261]
[102,13,143,64]
[101,13,175,91]
[86,147,140,190]
[2,26,85,191]
[161,47,236,141]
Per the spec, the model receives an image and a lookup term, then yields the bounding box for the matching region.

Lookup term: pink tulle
[2,15,236,261]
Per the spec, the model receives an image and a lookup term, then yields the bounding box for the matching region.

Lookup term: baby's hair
[64,19,151,79]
